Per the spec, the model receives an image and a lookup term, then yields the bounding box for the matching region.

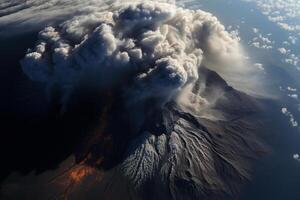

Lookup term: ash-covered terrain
[0,1,267,200]
[1,66,265,200]
[106,67,265,200]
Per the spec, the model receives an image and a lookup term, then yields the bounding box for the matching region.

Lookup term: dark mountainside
[0,67,266,200]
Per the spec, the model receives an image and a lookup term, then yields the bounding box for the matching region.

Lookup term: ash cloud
[19,1,256,109]
[0,0,263,96]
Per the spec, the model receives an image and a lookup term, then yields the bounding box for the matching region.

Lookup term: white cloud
[284,53,300,67]
[248,31,274,49]
[278,47,287,54]
[278,46,300,68]
[293,154,300,161]
[243,0,300,35]
[244,0,300,71]
[253,28,259,33]
[287,86,297,92]
[288,35,297,44]
[0,0,176,37]
[254,63,265,70]
[288,94,298,100]
[281,107,298,127]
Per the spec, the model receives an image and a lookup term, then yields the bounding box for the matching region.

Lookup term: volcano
[62,67,266,200]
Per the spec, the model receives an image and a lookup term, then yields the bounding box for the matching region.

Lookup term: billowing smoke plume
[20,1,247,109]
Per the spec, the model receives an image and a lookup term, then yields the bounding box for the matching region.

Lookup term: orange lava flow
[49,162,103,200]
[49,93,114,200]
[68,165,95,183]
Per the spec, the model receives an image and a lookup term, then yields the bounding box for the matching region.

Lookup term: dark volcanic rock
[0,67,266,200]
[84,67,266,200]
